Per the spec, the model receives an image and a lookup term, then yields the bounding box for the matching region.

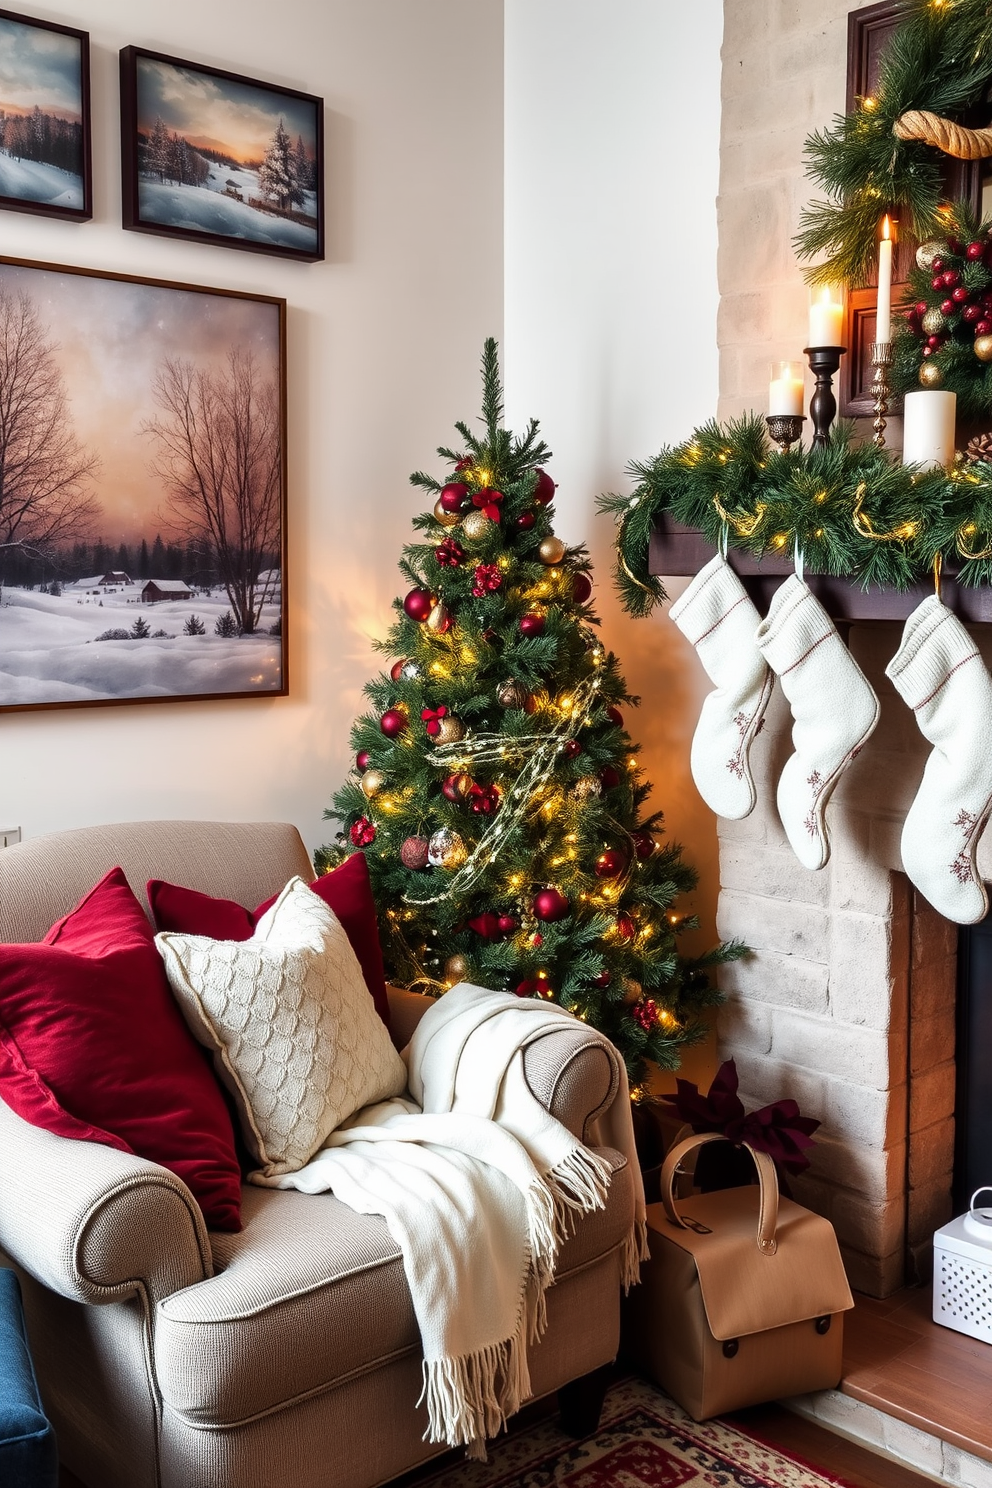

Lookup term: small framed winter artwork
[0,255,287,713]
[0,9,91,221]
[119,47,323,262]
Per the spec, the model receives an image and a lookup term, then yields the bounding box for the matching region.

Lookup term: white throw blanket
[252,983,647,1456]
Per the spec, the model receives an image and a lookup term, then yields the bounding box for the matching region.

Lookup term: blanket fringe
[419,1323,532,1459]
[545,1145,612,1242]
[621,1215,650,1291]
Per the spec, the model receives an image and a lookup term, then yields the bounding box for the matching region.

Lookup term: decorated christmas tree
[321,341,739,1087]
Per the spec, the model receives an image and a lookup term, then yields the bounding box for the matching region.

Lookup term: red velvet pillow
[147,853,391,1030]
[0,869,242,1231]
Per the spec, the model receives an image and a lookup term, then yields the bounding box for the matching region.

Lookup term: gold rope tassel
[851,482,918,541]
[955,523,992,561]
[893,109,992,160]
[712,493,767,538]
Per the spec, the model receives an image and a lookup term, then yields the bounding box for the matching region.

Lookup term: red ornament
[931,257,945,273]
[963,304,983,323]
[572,573,592,603]
[421,705,449,737]
[454,457,473,472]
[932,275,945,291]
[468,912,501,940]
[519,612,545,636]
[515,971,552,998]
[472,488,504,522]
[595,848,628,879]
[400,836,430,870]
[497,914,519,935]
[978,320,992,336]
[533,469,556,505]
[380,708,408,737]
[516,511,536,531]
[471,563,503,598]
[942,270,961,288]
[404,588,434,621]
[600,766,621,790]
[533,887,570,922]
[469,783,501,815]
[442,771,473,802]
[952,285,970,304]
[915,300,928,316]
[434,537,465,567]
[632,830,656,860]
[350,817,376,847]
[633,998,659,1031]
[563,740,583,759]
[390,659,406,682]
[356,750,372,773]
[927,335,944,349]
[439,482,468,513]
[592,971,611,989]
[967,241,987,261]
[940,298,956,316]
[606,706,624,727]
[616,913,636,941]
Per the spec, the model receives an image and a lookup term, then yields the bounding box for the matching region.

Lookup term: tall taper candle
[876,215,894,344]
[902,389,956,470]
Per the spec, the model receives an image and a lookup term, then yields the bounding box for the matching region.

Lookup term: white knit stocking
[755,575,879,870]
[885,596,992,924]
[668,554,774,819]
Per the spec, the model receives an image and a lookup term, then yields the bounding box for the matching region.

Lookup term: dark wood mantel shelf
[649,515,992,624]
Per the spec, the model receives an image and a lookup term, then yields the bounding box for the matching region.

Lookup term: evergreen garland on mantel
[599,415,992,617]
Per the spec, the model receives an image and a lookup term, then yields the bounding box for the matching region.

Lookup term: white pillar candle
[768,361,805,416]
[808,285,845,348]
[876,215,894,345]
[902,390,957,470]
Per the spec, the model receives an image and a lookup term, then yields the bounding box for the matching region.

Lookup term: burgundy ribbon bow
[469,783,500,815]
[434,537,465,567]
[471,563,502,598]
[660,1059,819,1177]
[421,706,448,737]
[349,816,376,847]
[472,488,504,522]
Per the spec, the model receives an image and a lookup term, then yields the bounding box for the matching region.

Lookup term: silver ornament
[400,660,422,682]
[427,827,467,870]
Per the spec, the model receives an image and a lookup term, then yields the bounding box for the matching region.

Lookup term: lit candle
[768,360,805,416]
[902,390,956,470]
[808,284,845,348]
[876,214,894,345]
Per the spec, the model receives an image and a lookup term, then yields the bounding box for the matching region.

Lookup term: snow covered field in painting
[0,153,82,208]
[138,160,317,251]
[0,583,282,707]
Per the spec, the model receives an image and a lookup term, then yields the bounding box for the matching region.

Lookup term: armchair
[0,821,635,1488]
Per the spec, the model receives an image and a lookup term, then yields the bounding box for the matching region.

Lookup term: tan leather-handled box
[626,1131,854,1420]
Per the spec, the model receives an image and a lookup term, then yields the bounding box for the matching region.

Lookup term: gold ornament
[573,774,603,800]
[445,953,470,982]
[427,827,467,870]
[426,601,451,633]
[921,307,947,335]
[433,497,460,527]
[461,510,490,541]
[975,335,992,363]
[435,714,465,744]
[915,239,950,270]
[919,360,944,387]
[497,679,529,709]
[622,977,643,1004]
[360,768,386,799]
[538,535,566,565]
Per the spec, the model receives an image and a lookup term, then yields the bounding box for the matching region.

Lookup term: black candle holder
[804,346,846,447]
[765,414,806,454]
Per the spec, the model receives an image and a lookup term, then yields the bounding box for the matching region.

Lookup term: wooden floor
[842,1285,992,1465]
[728,1403,938,1488]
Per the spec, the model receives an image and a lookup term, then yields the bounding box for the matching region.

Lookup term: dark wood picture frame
[0,255,288,714]
[0,8,91,222]
[120,46,323,262]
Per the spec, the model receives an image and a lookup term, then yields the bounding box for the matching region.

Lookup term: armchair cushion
[0,1268,57,1488]
[0,868,242,1232]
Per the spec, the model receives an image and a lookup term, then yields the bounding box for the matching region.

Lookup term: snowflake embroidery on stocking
[804,770,824,837]
[950,809,980,883]
[725,710,752,779]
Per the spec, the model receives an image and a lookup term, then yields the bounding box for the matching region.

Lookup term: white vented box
[933,1196,992,1345]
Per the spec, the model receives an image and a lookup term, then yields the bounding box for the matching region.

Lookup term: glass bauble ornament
[427,601,453,634]
[433,497,460,528]
[497,679,529,708]
[622,977,643,1004]
[919,360,944,387]
[434,714,465,744]
[538,535,566,564]
[442,770,474,802]
[975,335,992,363]
[427,827,467,869]
[922,307,946,335]
[532,887,570,921]
[380,707,408,736]
[360,768,386,799]
[401,660,422,681]
[460,510,490,541]
[445,953,470,981]
[573,774,603,800]
[400,836,430,870]
[916,240,950,270]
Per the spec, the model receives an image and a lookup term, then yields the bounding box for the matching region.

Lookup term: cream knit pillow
[156,876,407,1177]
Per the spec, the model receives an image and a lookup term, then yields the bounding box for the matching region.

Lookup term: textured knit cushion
[148,852,391,1031]
[0,1268,58,1487]
[156,878,407,1177]
[0,869,242,1232]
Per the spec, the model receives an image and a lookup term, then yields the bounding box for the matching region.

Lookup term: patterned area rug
[418,1377,855,1488]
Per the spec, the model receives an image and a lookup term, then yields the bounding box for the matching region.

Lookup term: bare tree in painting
[0,286,99,570]
[143,348,280,634]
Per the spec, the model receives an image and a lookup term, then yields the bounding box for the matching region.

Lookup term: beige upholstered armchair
[0,821,636,1488]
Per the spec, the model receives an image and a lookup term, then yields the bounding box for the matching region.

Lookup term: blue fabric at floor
[0,1268,58,1488]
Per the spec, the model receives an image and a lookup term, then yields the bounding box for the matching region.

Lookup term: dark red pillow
[0,869,242,1231]
[147,853,391,1030]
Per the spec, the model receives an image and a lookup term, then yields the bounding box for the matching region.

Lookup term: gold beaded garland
[433,497,460,527]
[360,768,386,798]
[538,535,566,565]
[919,360,944,387]
[460,510,490,541]
[974,335,992,363]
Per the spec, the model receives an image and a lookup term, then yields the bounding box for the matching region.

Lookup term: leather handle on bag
[660,1132,780,1255]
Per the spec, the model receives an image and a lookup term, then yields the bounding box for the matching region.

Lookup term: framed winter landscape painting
[0,256,287,713]
[0,9,91,221]
[120,47,323,261]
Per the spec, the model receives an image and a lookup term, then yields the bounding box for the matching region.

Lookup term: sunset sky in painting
[136,57,316,164]
[0,16,83,122]
[0,262,281,546]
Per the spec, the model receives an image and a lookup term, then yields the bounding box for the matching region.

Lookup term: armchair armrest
[387,986,621,1140]
[0,1098,212,1308]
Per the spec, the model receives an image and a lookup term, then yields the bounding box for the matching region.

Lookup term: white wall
[2,0,503,855]
[503,0,724,1016]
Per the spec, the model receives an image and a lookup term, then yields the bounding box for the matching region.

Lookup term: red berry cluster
[905,236,992,357]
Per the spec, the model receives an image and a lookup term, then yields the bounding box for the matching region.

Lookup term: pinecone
[965,432,992,463]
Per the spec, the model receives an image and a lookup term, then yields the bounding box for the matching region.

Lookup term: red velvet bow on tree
[661,1059,820,1178]
[472,488,504,522]
[434,537,465,567]
[421,705,448,737]
[469,783,500,815]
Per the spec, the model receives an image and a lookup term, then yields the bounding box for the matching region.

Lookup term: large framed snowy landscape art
[120,47,323,262]
[0,257,287,713]
[0,9,91,221]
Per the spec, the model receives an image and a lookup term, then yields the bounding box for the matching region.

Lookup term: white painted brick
[944,1445,992,1488]
[770,1008,892,1088]
[807,1132,905,1206]
[716,996,773,1056]
[717,889,829,962]
[723,1052,827,1124]
[784,1388,886,1445]
[721,842,831,907]
[834,748,923,815]
[823,1077,906,1152]
[880,1415,947,1477]
[827,813,898,917]
[833,1192,904,1257]
[828,912,904,1029]
[869,815,907,872]
[718,948,829,1014]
